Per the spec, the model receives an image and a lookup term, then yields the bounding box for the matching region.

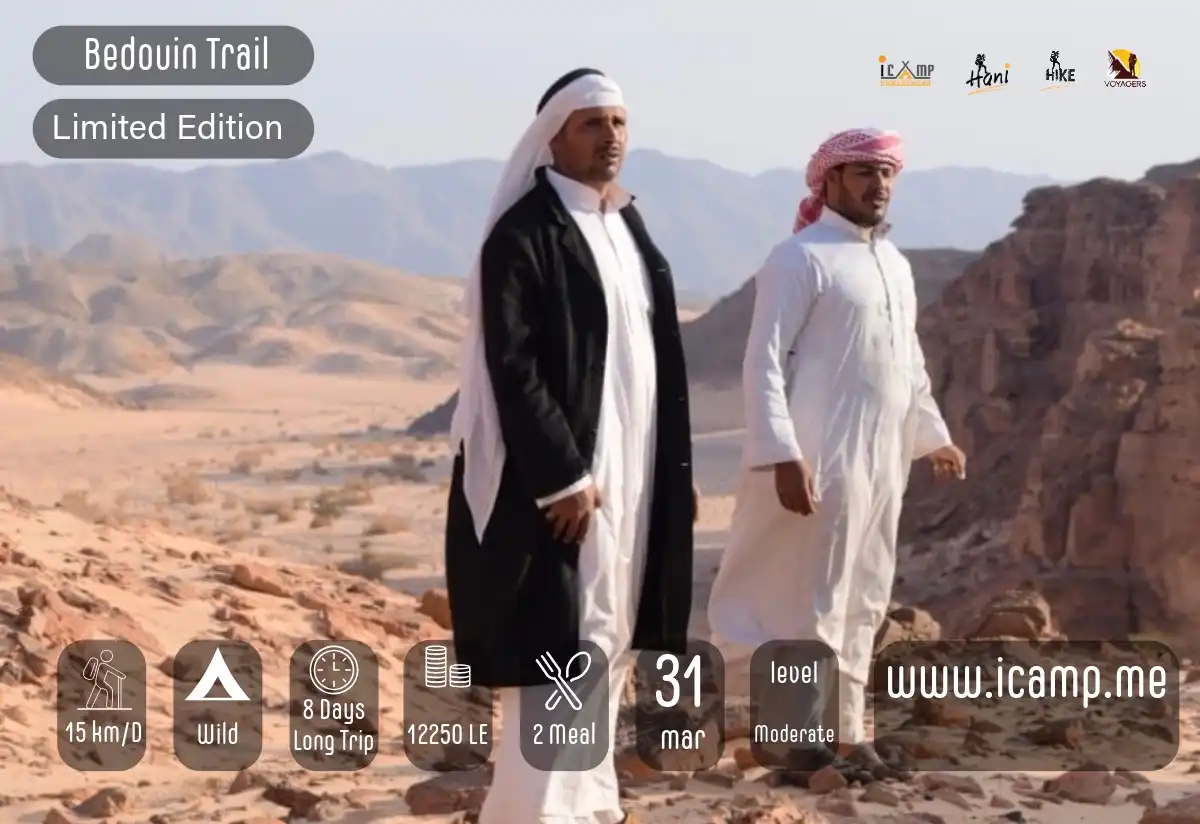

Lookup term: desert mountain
[405,248,979,436]
[0,237,465,379]
[896,166,1200,649]
[0,152,1052,296]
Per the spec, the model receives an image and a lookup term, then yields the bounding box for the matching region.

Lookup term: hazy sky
[6,0,1193,179]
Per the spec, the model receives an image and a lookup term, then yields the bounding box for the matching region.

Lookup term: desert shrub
[244,498,296,523]
[362,513,409,536]
[57,490,109,524]
[230,449,265,474]
[336,549,419,580]
[163,471,211,505]
[387,452,427,482]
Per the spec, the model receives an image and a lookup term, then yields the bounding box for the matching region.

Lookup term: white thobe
[707,208,951,745]
[479,168,658,824]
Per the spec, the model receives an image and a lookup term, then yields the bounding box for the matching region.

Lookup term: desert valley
[3,153,1200,824]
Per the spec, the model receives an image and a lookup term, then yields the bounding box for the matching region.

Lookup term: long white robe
[707,208,951,746]
[479,168,658,824]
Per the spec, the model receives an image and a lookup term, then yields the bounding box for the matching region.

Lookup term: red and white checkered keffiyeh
[793,128,905,233]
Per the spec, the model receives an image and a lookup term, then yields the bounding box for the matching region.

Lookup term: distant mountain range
[0,236,465,380]
[0,151,1057,296]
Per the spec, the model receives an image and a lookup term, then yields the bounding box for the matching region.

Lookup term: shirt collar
[819,206,892,242]
[546,166,634,213]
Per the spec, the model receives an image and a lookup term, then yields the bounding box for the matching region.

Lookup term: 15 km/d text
[65,719,144,747]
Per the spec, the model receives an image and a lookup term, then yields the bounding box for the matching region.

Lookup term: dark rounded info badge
[171,640,264,772]
[33,25,314,85]
[519,641,611,772]
[32,98,314,160]
[748,639,841,770]
[633,640,726,772]
[289,640,380,771]
[402,640,494,771]
[57,640,148,771]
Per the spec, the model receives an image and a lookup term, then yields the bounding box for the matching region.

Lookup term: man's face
[827,162,897,227]
[549,105,627,184]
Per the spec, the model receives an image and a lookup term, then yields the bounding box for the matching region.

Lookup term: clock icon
[308,644,359,696]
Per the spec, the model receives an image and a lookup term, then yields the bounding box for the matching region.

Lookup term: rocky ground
[0,342,1197,822]
[3,487,1200,823]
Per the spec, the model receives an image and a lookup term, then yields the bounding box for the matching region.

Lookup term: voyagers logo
[1106,49,1146,88]
[965,53,1010,94]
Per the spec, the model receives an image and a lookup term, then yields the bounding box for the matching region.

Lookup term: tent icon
[184,647,250,702]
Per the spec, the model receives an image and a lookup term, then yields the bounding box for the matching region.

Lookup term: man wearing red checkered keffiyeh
[792,127,907,233]
[709,127,968,785]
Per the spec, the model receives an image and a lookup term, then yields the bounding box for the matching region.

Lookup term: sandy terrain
[1,365,1198,824]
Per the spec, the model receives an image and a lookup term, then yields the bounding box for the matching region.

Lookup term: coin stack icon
[424,644,448,689]
[449,663,472,688]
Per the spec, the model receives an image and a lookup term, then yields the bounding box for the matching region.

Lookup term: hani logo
[878,55,933,87]
[1106,49,1146,88]
[966,53,1010,94]
[1042,50,1076,90]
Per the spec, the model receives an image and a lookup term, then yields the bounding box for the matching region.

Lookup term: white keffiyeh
[450,73,625,540]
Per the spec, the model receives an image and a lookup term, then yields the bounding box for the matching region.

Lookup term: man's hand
[928,444,967,480]
[774,459,818,515]
[692,484,701,523]
[544,484,601,543]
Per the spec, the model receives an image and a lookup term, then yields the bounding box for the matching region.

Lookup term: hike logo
[965,53,1010,94]
[1042,51,1076,90]
[1106,50,1146,88]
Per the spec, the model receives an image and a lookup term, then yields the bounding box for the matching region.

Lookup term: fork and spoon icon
[535,650,592,712]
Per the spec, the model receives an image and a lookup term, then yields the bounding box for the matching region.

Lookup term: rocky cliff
[897,170,1200,649]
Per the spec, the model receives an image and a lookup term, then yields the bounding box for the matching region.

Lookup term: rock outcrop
[897,168,1200,648]
[407,392,457,437]
[1142,157,1200,187]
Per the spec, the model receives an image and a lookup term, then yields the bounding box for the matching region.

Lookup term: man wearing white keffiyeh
[443,69,696,822]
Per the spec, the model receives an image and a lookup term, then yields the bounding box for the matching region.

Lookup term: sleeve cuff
[535,474,593,508]
[914,418,953,459]
[744,431,804,471]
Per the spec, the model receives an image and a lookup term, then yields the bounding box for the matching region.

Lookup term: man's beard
[856,199,888,227]
[590,155,621,181]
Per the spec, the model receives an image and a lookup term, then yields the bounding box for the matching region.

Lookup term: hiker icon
[80,649,130,711]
